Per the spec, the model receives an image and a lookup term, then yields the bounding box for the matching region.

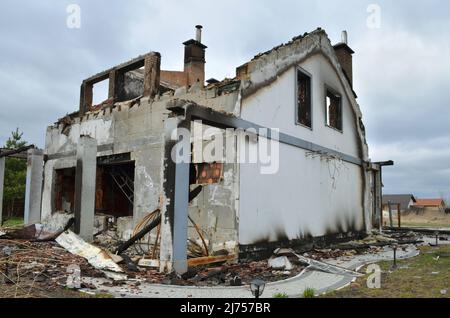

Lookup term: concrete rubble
[268,256,293,271]
[1,218,443,298]
[55,230,126,281]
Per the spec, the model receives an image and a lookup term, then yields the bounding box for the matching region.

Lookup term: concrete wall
[240,54,360,158]
[188,123,239,253]
[42,97,168,226]
[238,53,366,245]
[238,141,364,244]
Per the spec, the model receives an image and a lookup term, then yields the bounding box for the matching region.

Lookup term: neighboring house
[382,194,416,213]
[25,26,385,274]
[412,199,446,213]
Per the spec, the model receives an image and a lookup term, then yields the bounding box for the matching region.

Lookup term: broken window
[297,69,312,128]
[326,88,342,131]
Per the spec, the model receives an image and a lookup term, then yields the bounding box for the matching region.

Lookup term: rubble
[0,221,429,297]
[0,239,104,298]
[268,256,293,270]
[55,230,126,281]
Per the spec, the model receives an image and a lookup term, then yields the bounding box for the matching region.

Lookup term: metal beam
[168,102,363,166]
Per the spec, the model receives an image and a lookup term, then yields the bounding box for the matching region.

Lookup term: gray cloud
[1,0,449,200]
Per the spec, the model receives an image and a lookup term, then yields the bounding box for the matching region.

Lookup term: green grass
[273,293,289,298]
[323,245,450,298]
[303,287,316,298]
[2,217,24,227]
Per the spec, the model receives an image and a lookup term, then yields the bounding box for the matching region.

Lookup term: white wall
[238,53,365,244]
[241,54,360,158]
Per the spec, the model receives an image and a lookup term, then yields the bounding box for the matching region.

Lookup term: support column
[74,136,97,242]
[24,149,44,225]
[374,168,382,231]
[172,120,191,275]
[0,157,5,225]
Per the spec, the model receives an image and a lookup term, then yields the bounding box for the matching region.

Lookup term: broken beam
[187,255,236,268]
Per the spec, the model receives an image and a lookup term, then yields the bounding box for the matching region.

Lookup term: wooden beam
[187,255,236,268]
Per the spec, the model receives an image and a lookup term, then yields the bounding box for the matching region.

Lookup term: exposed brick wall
[334,46,353,86]
[161,70,187,88]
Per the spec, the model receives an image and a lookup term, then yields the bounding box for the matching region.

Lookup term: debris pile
[0,220,433,297]
[0,239,104,298]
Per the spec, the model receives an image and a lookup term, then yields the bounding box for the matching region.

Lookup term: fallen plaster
[82,244,419,298]
[56,230,127,281]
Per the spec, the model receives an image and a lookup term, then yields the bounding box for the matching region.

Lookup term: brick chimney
[183,25,207,87]
[333,31,354,87]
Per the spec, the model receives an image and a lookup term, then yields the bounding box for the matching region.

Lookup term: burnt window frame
[295,67,313,130]
[324,85,343,132]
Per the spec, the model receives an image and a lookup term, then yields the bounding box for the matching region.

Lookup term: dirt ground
[400,211,450,228]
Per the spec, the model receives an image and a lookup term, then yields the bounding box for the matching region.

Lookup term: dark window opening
[97,162,135,217]
[297,69,312,128]
[54,161,135,217]
[326,89,342,131]
[54,168,76,213]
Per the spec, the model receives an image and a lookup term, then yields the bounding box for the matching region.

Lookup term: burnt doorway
[97,154,134,217]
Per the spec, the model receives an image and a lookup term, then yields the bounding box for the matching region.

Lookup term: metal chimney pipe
[196,25,203,43]
[341,30,348,44]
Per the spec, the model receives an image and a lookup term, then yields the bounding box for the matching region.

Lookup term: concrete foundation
[24,149,44,225]
[74,136,97,242]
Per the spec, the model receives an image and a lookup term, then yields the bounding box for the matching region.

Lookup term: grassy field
[399,211,450,229]
[1,217,24,227]
[322,245,450,298]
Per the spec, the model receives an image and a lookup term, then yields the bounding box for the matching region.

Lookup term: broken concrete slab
[56,230,127,280]
[41,212,74,233]
[268,256,293,270]
[138,258,160,268]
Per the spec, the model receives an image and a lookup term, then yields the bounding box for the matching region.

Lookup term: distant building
[382,194,416,213]
[412,199,446,213]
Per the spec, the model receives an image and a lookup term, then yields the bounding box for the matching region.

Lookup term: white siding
[238,53,365,244]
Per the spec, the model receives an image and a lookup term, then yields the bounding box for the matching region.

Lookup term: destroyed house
[37,26,386,274]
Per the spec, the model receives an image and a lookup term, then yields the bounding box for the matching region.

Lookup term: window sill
[295,122,313,131]
[325,124,343,134]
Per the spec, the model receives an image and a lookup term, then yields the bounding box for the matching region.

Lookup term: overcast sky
[0,0,449,199]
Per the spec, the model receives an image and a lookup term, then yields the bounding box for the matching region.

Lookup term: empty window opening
[54,168,76,213]
[297,69,312,128]
[92,79,109,107]
[326,89,342,131]
[97,162,135,217]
